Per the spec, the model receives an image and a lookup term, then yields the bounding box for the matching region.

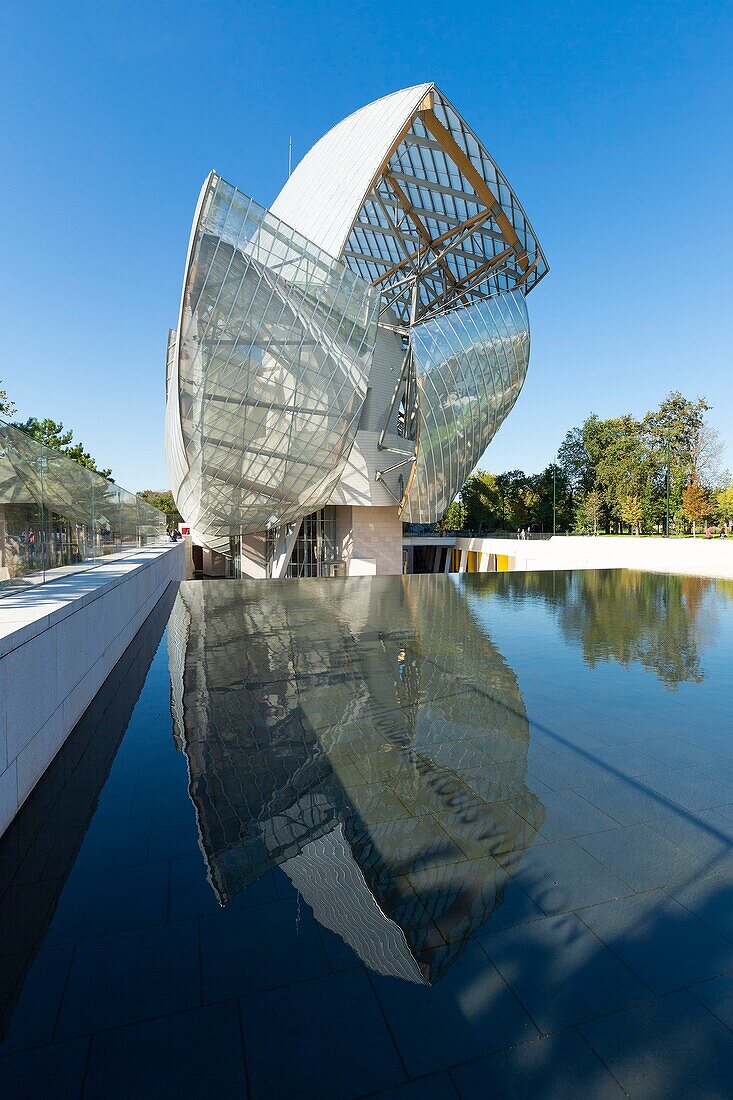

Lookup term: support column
[271,519,302,578]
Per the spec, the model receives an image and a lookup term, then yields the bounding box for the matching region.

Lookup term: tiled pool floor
[2,572,733,1097]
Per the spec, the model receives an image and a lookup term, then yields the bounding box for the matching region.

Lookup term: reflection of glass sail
[169,576,543,984]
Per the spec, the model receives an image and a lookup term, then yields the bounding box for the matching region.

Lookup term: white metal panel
[270,84,432,258]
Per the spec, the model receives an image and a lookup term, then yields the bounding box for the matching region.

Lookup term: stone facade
[345,505,403,576]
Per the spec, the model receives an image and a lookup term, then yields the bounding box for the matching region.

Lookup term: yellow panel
[497,554,509,572]
[467,551,477,573]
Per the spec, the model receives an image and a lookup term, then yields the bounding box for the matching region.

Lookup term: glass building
[0,418,166,592]
[165,83,548,577]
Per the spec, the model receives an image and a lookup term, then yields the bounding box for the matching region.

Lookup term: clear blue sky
[2,1,731,491]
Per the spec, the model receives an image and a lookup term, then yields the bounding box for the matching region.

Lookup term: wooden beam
[372,174,486,292]
[385,176,472,314]
[419,108,529,272]
[513,258,539,287]
[420,248,513,314]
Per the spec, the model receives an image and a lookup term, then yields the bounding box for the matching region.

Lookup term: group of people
[167,528,183,542]
[517,528,532,540]
[704,528,728,539]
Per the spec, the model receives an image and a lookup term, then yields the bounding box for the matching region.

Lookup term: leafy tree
[11,417,113,479]
[461,470,503,530]
[618,494,643,534]
[0,379,15,417]
[557,423,594,494]
[531,464,572,532]
[440,391,721,538]
[437,499,465,531]
[715,485,733,532]
[496,470,532,529]
[576,488,602,534]
[643,392,714,527]
[594,415,647,528]
[681,480,709,537]
[139,489,182,526]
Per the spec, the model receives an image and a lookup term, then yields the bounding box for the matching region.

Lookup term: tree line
[438,391,732,536]
[482,569,723,689]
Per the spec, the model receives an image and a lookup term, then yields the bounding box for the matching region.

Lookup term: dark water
[2,571,733,1098]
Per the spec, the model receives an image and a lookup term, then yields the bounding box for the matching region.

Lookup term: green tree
[715,485,733,532]
[643,392,715,530]
[139,489,182,527]
[437,498,465,531]
[618,493,643,534]
[593,415,647,529]
[12,417,113,479]
[496,470,532,529]
[681,480,709,537]
[0,379,15,417]
[557,423,594,495]
[576,488,603,535]
[461,470,503,530]
[530,464,572,532]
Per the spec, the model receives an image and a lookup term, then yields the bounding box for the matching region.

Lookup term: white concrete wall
[0,543,183,835]
[453,535,733,580]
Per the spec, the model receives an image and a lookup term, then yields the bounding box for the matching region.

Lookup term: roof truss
[341,91,547,324]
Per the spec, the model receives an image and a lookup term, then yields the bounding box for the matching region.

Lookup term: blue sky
[1,1,731,491]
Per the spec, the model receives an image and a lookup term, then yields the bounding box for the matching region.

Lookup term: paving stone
[450,1029,623,1098]
[577,889,733,995]
[84,1000,246,1098]
[580,990,733,1099]
[480,912,649,1032]
[243,968,405,1099]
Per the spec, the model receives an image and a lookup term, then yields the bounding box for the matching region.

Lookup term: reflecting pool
[2,572,733,1098]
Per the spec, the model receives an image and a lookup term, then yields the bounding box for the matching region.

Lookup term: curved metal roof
[272,83,548,325]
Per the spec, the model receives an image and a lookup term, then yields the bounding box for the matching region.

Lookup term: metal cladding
[166,84,547,541]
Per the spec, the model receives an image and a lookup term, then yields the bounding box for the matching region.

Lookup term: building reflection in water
[168,574,544,985]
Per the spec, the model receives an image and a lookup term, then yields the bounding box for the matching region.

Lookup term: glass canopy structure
[165,83,548,571]
[0,418,166,592]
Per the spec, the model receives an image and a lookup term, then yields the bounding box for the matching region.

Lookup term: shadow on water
[0,581,177,1040]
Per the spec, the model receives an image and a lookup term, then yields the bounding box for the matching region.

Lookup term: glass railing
[0,417,168,594]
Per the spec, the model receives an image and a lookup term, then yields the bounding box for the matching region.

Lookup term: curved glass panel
[168,176,380,543]
[403,291,530,523]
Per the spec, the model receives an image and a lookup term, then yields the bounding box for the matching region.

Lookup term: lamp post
[552,462,557,536]
[665,437,670,537]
